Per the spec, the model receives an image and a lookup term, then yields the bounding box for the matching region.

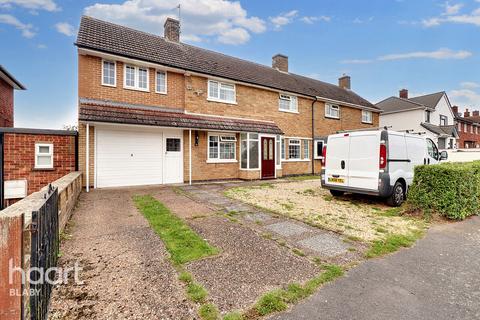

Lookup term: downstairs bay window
[240,133,259,169]
[208,133,237,163]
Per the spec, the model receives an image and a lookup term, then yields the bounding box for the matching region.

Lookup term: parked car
[321,129,448,206]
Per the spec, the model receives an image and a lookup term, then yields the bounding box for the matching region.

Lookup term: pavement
[271,216,480,320]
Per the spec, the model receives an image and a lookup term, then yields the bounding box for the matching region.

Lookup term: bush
[407,162,480,220]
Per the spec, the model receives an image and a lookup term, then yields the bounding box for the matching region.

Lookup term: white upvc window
[288,139,301,160]
[208,80,236,103]
[325,104,340,119]
[314,140,324,159]
[362,110,373,124]
[276,135,282,167]
[124,64,149,91]
[35,143,53,169]
[102,60,116,87]
[208,133,237,163]
[303,140,310,159]
[156,70,167,94]
[281,137,286,160]
[240,133,260,169]
[278,94,298,113]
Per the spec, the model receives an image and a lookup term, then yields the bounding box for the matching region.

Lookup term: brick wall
[3,133,76,198]
[457,121,480,148]
[78,124,95,187]
[0,77,14,127]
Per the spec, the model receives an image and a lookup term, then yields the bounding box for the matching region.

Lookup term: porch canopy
[78,98,283,135]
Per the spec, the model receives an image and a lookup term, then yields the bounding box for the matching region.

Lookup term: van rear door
[348,131,380,190]
[325,134,350,187]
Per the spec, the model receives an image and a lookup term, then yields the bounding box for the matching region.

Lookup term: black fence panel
[29,184,59,320]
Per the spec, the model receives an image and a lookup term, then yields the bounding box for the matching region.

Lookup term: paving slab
[266,221,311,237]
[297,233,349,257]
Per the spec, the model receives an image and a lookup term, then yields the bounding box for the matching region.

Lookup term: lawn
[225,180,426,243]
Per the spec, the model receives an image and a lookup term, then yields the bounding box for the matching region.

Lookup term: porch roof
[78,98,284,135]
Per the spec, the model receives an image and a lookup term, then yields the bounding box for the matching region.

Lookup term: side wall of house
[3,133,76,196]
[78,124,95,187]
[0,78,14,127]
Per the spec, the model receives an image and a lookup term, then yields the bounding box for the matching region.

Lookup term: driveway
[272,216,480,320]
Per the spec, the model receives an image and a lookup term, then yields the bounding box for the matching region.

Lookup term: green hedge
[407,161,480,220]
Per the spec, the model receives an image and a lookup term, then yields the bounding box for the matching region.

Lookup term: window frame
[361,110,373,124]
[35,143,54,169]
[240,133,261,170]
[303,139,310,159]
[439,115,448,126]
[155,70,168,94]
[278,94,298,113]
[314,140,324,160]
[325,104,340,119]
[425,110,431,123]
[207,132,237,163]
[123,64,149,92]
[101,60,116,87]
[207,80,237,104]
[288,139,301,160]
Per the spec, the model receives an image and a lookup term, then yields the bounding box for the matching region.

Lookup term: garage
[95,126,183,188]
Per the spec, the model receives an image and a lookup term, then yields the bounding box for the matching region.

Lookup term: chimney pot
[473,110,480,117]
[338,75,351,90]
[464,108,470,118]
[452,106,459,116]
[399,89,408,99]
[164,17,180,42]
[272,54,288,72]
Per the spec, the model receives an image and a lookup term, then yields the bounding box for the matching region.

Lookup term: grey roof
[421,123,457,137]
[375,96,426,113]
[0,65,26,90]
[410,92,445,109]
[76,16,377,110]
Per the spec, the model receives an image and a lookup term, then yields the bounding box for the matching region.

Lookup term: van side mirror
[439,151,448,161]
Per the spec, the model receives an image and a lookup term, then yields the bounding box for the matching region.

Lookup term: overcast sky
[0,0,479,128]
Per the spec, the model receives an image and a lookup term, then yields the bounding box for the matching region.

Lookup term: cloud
[461,81,480,89]
[0,0,58,11]
[343,48,472,64]
[379,48,472,61]
[422,3,480,27]
[84,0,266,45]
[353,16,374,24]
[269,10,298,29]
[449,88,480,107]
[55,22,75,36]
[300,15,331,24]
[37,43,47,48]
[0,14,35,37]
[443,2,463,15]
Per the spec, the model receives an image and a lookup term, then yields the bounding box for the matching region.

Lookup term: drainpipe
[86,123,89,192]
[189,129,192,185]
[0,133,4,210]
[311,97,318,175]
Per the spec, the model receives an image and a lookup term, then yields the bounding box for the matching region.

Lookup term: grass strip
[365,230,424,258]
[133,195,219,265]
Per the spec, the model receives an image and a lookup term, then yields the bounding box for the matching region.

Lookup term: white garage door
[95,127,183,188]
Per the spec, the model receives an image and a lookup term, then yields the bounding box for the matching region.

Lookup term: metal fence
[29,184,59,320]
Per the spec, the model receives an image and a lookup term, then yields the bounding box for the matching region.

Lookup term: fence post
[0,214,24,320]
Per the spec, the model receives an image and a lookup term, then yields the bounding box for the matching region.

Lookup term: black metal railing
[29,184,59,320]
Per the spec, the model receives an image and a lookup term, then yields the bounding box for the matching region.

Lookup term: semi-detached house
[76,16,380,189]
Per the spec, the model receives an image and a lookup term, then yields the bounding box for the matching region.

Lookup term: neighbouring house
[453,107,480,148]
[76,16,380,189]
[0,65,78,208]
[377,89,458,149]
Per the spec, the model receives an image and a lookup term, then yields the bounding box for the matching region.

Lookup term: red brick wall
[3,133,76,196]
[0,78,14,127]
[457,121,480,148]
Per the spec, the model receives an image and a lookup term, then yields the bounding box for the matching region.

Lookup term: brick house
[0,66,77,208]
[76,16,380,189]
[453,107,480,148]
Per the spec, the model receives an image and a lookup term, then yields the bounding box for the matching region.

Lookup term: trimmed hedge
[407,161,480,220]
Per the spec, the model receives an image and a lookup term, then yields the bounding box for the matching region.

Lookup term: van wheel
[330,190,345,197]
[387,181,405,207]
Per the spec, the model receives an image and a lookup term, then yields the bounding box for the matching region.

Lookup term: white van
[321,129,448,206]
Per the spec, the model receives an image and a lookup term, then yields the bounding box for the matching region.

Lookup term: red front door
[261,137,275,179]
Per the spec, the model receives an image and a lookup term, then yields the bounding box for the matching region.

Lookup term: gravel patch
[49,189,195,320]
[226,180,424,242]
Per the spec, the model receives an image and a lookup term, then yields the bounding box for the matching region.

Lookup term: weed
[262,232,273,240]
[223,311,243,320]
[323,195,334,201]
[292,248,305,257]
[255,290,288,316]
[346,235,362,242]
[375,227,388,234]
[199,303,219,320]
[187,283,208,303]
[179,271,193,283]
[365,230,424,258]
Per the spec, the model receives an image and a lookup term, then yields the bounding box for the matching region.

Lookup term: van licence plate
[328,177,344,183]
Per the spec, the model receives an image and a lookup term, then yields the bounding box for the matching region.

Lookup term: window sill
[207,98,237,105]
[155,90,167,95]
[123,86,149,93]
[101,83,116,88]
[362,121,373,125]
[33,167,54,171]
[325,115,340,120]
[282,159,311,162]
[206,159,238,164]
[279,109,299,114]
[314,157,324,160]
[240,168,260,171]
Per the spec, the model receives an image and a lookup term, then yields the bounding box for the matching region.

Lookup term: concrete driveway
[272,216,480,320]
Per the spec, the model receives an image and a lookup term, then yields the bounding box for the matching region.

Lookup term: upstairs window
[325,104,340,119]
[156,71,167,94]
[279,94,298,113]
[208,80,236,103]
[425,110,431,123]
[471,124,474,134]
[362,110,373,124]
[124,65,149,91]
[35,143,53,169]
[440,115,448,126]
[102,60,116,86]
[288,139,301,160]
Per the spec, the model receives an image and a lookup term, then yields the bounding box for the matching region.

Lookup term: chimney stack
[338,75,351,90]
[452,106,459,116]
[399,89,408,99]
[473,110,480,117]
[464,108,470,117]
[272,54,288,72]
[164,17,180,42]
